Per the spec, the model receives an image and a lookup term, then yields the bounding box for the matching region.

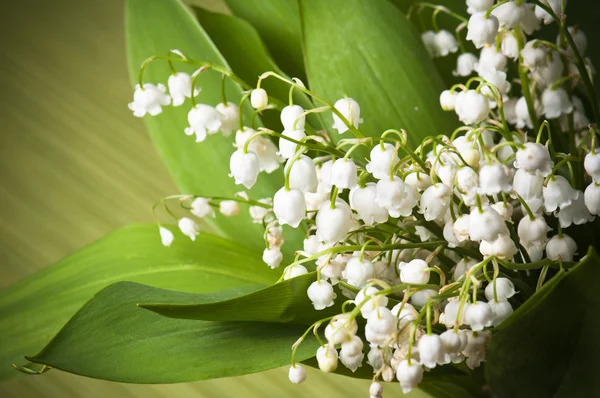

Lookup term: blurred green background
[0,0,420,397]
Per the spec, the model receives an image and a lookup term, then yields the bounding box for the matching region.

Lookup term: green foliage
[0,224,274,381]
[26,282,316,383]
[485,248,600,397]
[299,0,457,147]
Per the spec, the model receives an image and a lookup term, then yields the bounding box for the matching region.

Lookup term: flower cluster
[132,0,598,395]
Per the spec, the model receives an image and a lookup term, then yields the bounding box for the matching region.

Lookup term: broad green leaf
[300,0,457,148]
[485,248,600,398]
[0,224,275,381]
[224,0,305,82]
[126,0,302,253]
[26,282,315,383]
[194,7,319,131]
[140,272,342,324]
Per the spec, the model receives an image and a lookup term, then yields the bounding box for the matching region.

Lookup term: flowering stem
[408,3,467,23]
[514,28,540,132]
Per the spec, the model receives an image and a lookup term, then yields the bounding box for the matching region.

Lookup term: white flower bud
[316,199,352,244]
[584,152,600,183]
[178,217,200,241]
[491,202,513,221]
[159,226,174,247]
[281,104,305,131]
[369,381,383,398]
[440,299,467,327]
[343,256,375,288]
[418,334,445,368]
[514,143,553,177]
[128,83,170,117]
[398,259,430,285]
[288,364,306,384]
[283,264,308,280]
[542,87,573,119]
[367,345,384,371]
[325,313,358,345]
[273,187,306,228]
[440,90,458,111]
[512,169,544,212]
[355,286,388,319]
[585,183,600,215]
[190,197,214,218]
[546,234,577,261]
[454,90,490,125]
[184,104,223,142]
[488,299,513,326]
[444,221,461,248]
[331,158,358,190]
[168,72,199,106]
[316,344,338,372]
[479,234,518,260]
[396,360,424,394]
[262,247,283,269]
[249,198,272,223]
[465,302,494,331]
[250,88,268,109]
[466,12,499,49]
[454,53,478,77]
[543,175,579,212]
[518,216,550,247]
[433,30,458,56]
[219,200,239,216]
[285,155,318,193]
[469,206,509,242]
[479,164,512,195]
[452,214,471,243]
[485,277,517,301]
[215,102,239,136]
[278,129,307,159]
[332,98,362,134]
[229,149,261,189]
[350,183,389,226]
[307,280,336,310]
[419,183,451,221]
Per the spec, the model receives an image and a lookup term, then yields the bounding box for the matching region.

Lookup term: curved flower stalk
[122,0,600,396]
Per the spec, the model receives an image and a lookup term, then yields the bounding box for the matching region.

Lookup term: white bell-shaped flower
[376,176,407,211]
[281,104,305,130]
[501,32,519,60]
[518,216,550,246]
[332,98,362,134]
[325,313,358,345]
[315,198,352,244]
[515,95,542,129]
[543,175,579,212]
[339,336,364,372]
[585,183,600,215]
[440,329,467,364]
[491,1,528,29]
[444,221,461,248]
[159,226,174,247]
[584,152,600,183]
[285,155,318,193]
[331,158,358,190]
[532,52,564,89]
[440,90,458,111]
[303,235,320,255]
[215,102,239,136]
[370,382,383,398]
[129,83,171,117]
[366,143,399,179]
[365,307,398,346]
[305,183,329,212]
[557,194,594,228]
[185,104,223,142]
[440,299,466,327]
[178,217,200,241]
[219,200,239,216]
[316,344,338,372]
[317,160,334,190]
[465,301,494,331]
[229,149,260,189]
[262,247,283,269]
[454,53,478,77]
[535,0,561,24]
[488,299,513,326]
[419,183,451,221]
[288,365,306,384]
[411,289,437,308]
[452,258,478,281]
[421,30,437,57]
[418,334,445,369]
[485,277,516,301]
[350,183,388,225]
[283,264,308,280]
[512,169,544,210]
[452,214,471,243]
[466,12,499,48]
[405,171,432,192]
[355,286,389,319]
[456,166,479,197]
[278,129,307,159]
[546,234,577,261]
[514,143,553,177]
[491,201,513,221]
[477,46,507,73]
[307,280,336,310]
[273,187,306,228]
[398,259,430,284]
[433,30,458,56]
[250,88,268,109]
[168,72,199,107]
[564,26,587,55]
[479,163,512,195]
[542,87,573,119]
[462,330,489,369]
[454,90,490,125]
[521,41,548,70]
[191,197,214,218]
[479,234,518,260]
[396,360,424,394]
[469,206,509,242]
[343,256,375,288]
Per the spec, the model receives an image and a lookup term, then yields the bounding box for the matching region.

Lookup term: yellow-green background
[0,0,423,396]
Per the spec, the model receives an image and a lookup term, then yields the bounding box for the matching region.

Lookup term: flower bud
[453,52,478,77]
[262,247,283,269]
[355,286,388,319]
[281,104,305,131]
[514,143,553,177]
[325,314,358,345]
[343,256,375,288]
[178,217,200,241]
[285,155,318,193]
[398,259,430,285]
[250,88,268,109]
[288,364,306,384]
[316,344,338,372]
[366,143,399,179]
[585,183,600,215]
[584,152,600,183]
[315,199,352,244]
[464,302,494,331]
[219,200,239,216]
[466,12,499,48]
[191,197,214,218]
[283,264,308,280]
[488,299,513,326]
[339,335,364,372]
[159,226,174,247]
